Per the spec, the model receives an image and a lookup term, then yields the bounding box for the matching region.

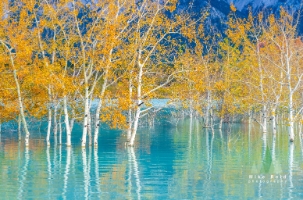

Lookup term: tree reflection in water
[62,147,71,200]
[127,147,141,200]
[288,143,294,199]
[0,121,303,199]
[18,146,29,199]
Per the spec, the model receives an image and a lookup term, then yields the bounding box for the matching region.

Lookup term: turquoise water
[1,119,303,199]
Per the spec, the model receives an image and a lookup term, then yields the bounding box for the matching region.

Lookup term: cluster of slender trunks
[13,90,301,148]
[15,90,142,148]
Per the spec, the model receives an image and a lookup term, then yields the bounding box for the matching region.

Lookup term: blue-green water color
[0,119,303,199]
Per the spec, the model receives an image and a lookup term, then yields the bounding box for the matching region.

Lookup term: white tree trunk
[288,81,295,142]
[285,47,295,142]
[129,107,141,146]
[289,105,295,142]
[64,96,72,147]
[219,116,223,130]
[18,114,22,141]
[272,107,277,134]
[94,99,102,147]
[262,105,267,133]
[127,77,133,142]
[46,87,52,146]
[46,106,52,146]
[82,87,90,147]
[129,63,143,147]
[210,106,214,131]
[13,69,30,147]
[205,90,211,127]
[93,72,108,147]
[53,104,58,137]
[88,112,92,146]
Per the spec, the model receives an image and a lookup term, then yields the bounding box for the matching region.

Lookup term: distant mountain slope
[178,0,302,16]
[178,0,303,33]
[229,0,301,12]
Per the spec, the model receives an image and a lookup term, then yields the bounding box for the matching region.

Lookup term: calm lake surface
[1,119,303,199]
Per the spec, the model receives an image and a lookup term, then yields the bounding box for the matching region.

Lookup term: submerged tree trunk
[210,106,214,132]
[81,87,90,148]
[127,76,133,142]
[262,105,267,133]
[94,99,102,147]
[129,63,143,147]
[53,104,58,137]
[219,116,223,130]
[289,111,295,142]
[46,106,52,146]
[285,49,295,142]
[46,87,52,146]
[64,96,72,147]
[88,112,92,146]
[288,91,295,142]
[13,69,30,147]
[129,107,141,146]
[18,114,22,141]
[93,78,107,147]
[1,34,31,146]
[205,90,212,127]
[271,107,277,134]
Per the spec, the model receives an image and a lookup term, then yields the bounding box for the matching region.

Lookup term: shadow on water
[261,135,272,174]
[0,120,303,199]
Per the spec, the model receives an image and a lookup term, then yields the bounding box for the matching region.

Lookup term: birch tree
[0,0,34,146]
[126,0,197,146]
[265,9,303,141]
